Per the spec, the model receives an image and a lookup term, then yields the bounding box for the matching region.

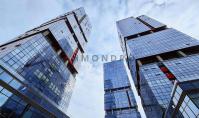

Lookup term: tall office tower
[117,15,199,117]
[103,60,141,118]
[0,7,91,118]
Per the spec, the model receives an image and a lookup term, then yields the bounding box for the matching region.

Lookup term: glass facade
[117,15,199,118]
[0,7,91,118]
[163,55,199,117]
[165,80,199,118]
[49,20,77,58]
[138,54,199,118]
[163,54,199,82]
[0,67,51,118]
[103,60,140,118]
[140,64,173,108]
[137,15,165,29]
[127,28,199,59]
[104,60,130,90]
[116,17,150,38]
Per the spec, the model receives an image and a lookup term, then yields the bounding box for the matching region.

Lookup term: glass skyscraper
[103,60,141,118]
[0,7,91,118]
[117,15,199,117]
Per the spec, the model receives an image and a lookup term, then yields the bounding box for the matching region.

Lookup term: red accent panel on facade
[71,48,79,63]
[160,67,168,72]
[165,73,175,80]
[158,63,176,81]
[62,54,69,61]
[67,48,79,74]
[67,60,77,74]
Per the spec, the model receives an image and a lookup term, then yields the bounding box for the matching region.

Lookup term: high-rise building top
[117,15,199,118]
[136,15,165,29]
[116,17,151,38]
[104,60,130,90]
[103,60,141,118]
[116,15,166,39]
[0,7,91,118]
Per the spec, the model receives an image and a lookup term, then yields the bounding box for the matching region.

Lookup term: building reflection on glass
[0,7,91,118]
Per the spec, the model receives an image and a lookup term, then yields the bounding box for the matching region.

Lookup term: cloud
[0,0,63,44]
[67,62,104,118]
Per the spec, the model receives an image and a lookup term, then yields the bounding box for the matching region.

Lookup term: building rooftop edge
[0,7,84,48]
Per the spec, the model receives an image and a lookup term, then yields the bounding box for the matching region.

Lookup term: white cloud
[67,62,104,118]
[0,0,63,44]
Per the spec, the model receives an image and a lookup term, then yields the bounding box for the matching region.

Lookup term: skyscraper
[117,15,199,117]
[0,7,91,118]
[103,60,141,118]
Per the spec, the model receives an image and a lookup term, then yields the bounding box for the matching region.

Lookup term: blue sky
[0,0,199,118]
